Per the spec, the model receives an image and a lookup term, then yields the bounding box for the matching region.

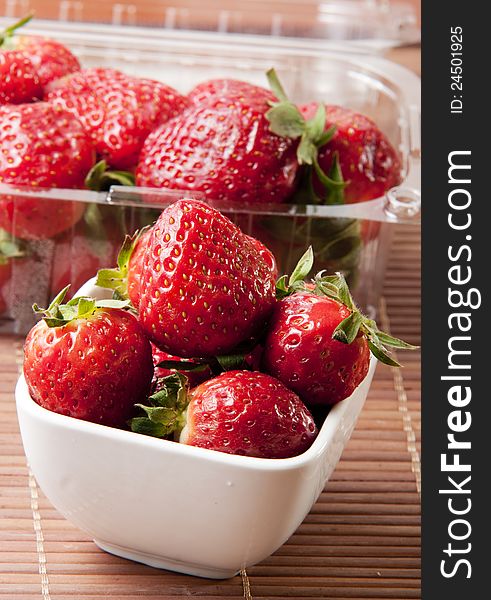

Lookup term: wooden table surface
[0,223,421,599]
[0,6,421,597]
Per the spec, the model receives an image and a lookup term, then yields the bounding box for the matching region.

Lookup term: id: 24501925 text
[450,27,463,114]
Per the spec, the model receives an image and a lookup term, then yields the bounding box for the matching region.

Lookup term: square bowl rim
[16,355,376,473]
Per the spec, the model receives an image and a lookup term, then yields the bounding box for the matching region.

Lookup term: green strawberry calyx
[276,246,314,300]
[0,14,34,47]
[131,373,190,441]
[276,247,418,366]
[32,286,132,328]
[95,227,149,301]
[85,160,136,192]
[265,68,346,205]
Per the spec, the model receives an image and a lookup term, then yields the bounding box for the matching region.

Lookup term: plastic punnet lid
[1,0,419,49]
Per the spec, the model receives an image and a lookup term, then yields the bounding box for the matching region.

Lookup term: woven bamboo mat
[0,223,421,599]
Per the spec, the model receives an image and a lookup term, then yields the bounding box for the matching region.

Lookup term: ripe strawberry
[136,199,277,357]
[0,51,42,104]
[265,69,401,205]
[98,224,280,315]
[23,289,153,428]
[136,86,298,204]
[262,70,385,284]
[0,15,80,92]
[299,103,402,203]
[14,36,80,89]
[188,78,275,111]
[46,68,190,169]
[263,249,416,406]
[0,102,94,239]
[131,370,318,459]
[264,291,370,406]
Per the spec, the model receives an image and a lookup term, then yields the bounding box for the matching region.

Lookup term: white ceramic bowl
[15,280,377,579]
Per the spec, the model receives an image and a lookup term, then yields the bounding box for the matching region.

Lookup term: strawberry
[46,68,190,169]
[265,69,401,205]
[98,224,280,314]
[262,70,389,285]
[23,289,153,428]
[263,249,417,406]
[96,200,278,358]
[13,36,80,89]
[136,84,298,204]
[299,103,402,203]
[264,290,371,406]
[136,199,277,357]
[188,78,275,111]
[131,370,318,459]
[0,102,94,239]
[0,15,80,93]
[0,51,42,104]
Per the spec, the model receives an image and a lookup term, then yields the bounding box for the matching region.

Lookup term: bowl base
[93,538,240,579]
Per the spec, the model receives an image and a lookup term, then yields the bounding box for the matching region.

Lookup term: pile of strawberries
[2,16,414,458]
[0,16,403,316]
[23,198,414,459]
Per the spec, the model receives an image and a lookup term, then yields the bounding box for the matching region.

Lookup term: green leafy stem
[33,285,132,328]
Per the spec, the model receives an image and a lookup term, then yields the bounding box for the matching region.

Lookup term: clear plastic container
[1,1,420,48]
[0,8,421,334]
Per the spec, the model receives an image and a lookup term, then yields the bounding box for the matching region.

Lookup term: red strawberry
[188,78,275,111]
[98,225,279,316]
[151,344,212,389]
[23,290,153,428]
[0,15,79,92]
[263,291,370,406]
[0,102,94,239]
[263,250,416,406]
[264,69,401,205]
[14,36,80,89]
[132,370,318,459]
[46,68,190,169]
[262,70,389,282]
[136,88,298,204]
[137,199,277,357]
[0,51,42,104]
[299,103,402,203]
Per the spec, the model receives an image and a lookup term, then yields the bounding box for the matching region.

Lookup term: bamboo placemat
[0,223,421,599]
